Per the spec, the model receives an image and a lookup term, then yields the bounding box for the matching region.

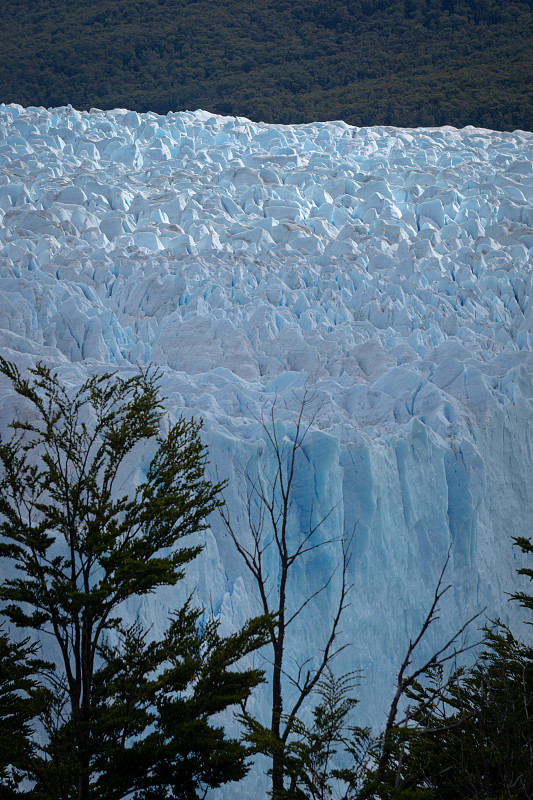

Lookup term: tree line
[0,360,531,798]
[1,0,532,130]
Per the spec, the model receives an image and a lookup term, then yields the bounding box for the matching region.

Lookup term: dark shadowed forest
[1,0,532,130]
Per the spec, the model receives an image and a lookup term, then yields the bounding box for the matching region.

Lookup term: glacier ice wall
[1,103,532,793]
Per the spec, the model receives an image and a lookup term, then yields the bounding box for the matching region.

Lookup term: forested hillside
[1,0,532,131]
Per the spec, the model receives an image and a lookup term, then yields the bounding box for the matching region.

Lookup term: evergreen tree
[0,626,44,797]
[510,535,533,617]
[29,608,268,800]
[0,359,266,800]
[384,538,533,799]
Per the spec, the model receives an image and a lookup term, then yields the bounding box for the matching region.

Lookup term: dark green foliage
[510,535,533,617]
[0,627,45,797]
[0,0,531,130]
[377,537,533,800]
[0,359,265,799]
[29,608,269,800]
[274,539,533,800]
[243,668,371,800]
[382,630,533,799]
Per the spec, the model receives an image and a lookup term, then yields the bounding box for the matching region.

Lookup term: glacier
[0,103,532,795]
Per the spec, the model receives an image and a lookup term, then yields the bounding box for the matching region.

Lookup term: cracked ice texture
[0,104,532,792]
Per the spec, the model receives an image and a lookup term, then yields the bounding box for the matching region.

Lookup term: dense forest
[1,0,532,130]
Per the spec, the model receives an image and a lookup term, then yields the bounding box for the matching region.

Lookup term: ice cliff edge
[0,104,532,793]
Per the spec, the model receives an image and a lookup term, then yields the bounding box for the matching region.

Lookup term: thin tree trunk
[272,566,287,796]
[79,760,90,800]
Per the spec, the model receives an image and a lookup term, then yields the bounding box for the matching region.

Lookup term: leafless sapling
[364,550,484,796]
[220,393,352,797]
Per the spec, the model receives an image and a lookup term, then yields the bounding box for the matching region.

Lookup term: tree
[220,394,351,798]
[363,551,482,798]
[265,667,369,800]
[28,607,268,800]
[237,545,485,800]
[397,630,533,800]
[377,538,533,800]
[510,535,533,616]
[0,625,45,798]
[0,359,265,800]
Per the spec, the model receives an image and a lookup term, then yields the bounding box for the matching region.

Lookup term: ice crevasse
[0,103,532,794]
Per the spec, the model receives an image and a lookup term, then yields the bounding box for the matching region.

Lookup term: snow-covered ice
[0,103,532,794]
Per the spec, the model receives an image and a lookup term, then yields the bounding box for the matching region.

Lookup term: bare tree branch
[370,548,484,788]
[219,393,352,797]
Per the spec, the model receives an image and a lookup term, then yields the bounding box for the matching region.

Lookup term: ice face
[0,104,532,794]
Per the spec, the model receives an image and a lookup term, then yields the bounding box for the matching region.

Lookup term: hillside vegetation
[1,0,532,131]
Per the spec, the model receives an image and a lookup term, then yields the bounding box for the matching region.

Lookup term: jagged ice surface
[0,104,532,796]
